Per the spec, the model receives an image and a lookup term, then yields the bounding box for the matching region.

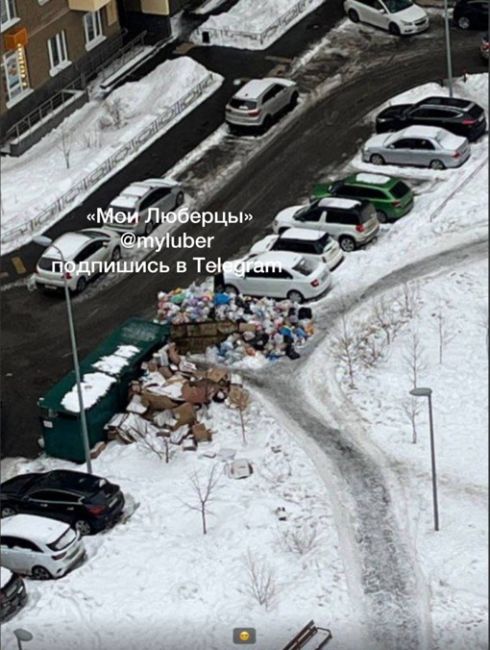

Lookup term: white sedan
[34,228,121,294]
[344,0,429,35]
[220,251,332,303]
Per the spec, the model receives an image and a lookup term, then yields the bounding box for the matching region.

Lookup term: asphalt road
[1,32,487,459]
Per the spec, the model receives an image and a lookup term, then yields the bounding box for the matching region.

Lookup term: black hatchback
[376,96,487,142]
[453,0,488,30]
[0,470,125,536]
[0,568,27,623]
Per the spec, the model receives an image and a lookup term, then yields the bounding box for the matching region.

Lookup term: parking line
[12,256,27,275]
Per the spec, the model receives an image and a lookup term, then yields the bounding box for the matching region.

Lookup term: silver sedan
[362,125,471,170]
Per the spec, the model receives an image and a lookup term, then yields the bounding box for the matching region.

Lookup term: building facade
[1,0,123,139]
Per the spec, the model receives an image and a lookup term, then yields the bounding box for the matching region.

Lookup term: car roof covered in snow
[279,228,326,241]
[234,77,291,100]
[418,96,473,109]
[43,232,92,261]
[0,567,13,589]
[393,125,447,139]
[318,197,360,209]
[1,514,70,544]
[251,251,303,268]
[354,173,392,186]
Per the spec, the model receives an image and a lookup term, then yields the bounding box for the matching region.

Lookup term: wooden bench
[281,620,333,650]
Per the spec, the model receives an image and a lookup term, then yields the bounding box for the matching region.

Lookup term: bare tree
[333,311,357,388]
[100,97,125,130]
[401,396,422,444]
[281,523,319,556]
[403,329,428,389]
[372,296,394,345]
[58,123,73,169]
[228,386,250,445]
[397,282,420,320]
[183,464,221,535]
[432,303,455,364]
[242,550,277,610]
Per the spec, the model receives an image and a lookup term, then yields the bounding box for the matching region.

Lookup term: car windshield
[293,257,318,276]
[391,181,410,199]
[383,0,413,12]
[294,202,318,220]
[48,528,76,551]
[38,257,59,271]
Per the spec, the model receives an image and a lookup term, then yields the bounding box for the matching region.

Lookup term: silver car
[362,125,471,170]
[225,77,298,131]
[106,178,184,236]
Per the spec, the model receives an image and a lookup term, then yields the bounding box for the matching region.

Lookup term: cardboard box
[90,442,106,459]
[171,402,196,430]
[206,367,230,385]
[141,389,180,412]
[192,423,213,442]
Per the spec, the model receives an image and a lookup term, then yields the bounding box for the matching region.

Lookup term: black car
[453,0,488,29]
[1,568,27,623]
[0,470,125,535]
[481,32,489,60]
[376,96,487,142]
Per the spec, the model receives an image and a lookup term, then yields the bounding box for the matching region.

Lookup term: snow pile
[0,395,352,650]
[92,345,140,375]
[1,57,223,254]
[192,0,326,49]
[61,372,116,412]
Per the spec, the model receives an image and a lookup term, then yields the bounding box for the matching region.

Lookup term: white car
[34,228,121,294]
[1,514,86,580]
[225,77,298,131]
[344,0,429,35]
[221,251,332,303]
[106,178,184,236]
[272,198,380,252]
[248,228,344,271]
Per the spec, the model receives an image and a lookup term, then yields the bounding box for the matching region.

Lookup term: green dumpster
[38,318,170,463]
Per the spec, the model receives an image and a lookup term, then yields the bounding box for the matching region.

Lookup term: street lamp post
[33,236,93,474]
[443,0,454,97]
[410,387,439,531]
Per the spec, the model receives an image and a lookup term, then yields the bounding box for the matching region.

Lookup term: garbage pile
[156,285,315,363]
[104,341,250,457]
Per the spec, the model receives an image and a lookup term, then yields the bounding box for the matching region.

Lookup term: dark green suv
[312,173,414,223]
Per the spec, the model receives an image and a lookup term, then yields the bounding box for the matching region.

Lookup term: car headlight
[401,20,413,25]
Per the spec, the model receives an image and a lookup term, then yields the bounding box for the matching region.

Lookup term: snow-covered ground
[191,0,326,49]
[0,396,353,650]
[1,58,223,254]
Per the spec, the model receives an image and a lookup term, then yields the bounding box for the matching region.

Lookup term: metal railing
[193,0,321,47]
[1,74,217,248]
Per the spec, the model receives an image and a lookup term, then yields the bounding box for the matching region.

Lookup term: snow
[2,514,69,544]
[319,197,359,209]
[235,78,275,99]
[43,233,88,261]
[0,395,352,650]
[61,372,116,413]
[1,567,13,590]
[92,345,140,376]
[192,0,327,50]
[281,228,325,241]
[1,57,223,254]
[355,173,391,185]
[192,0,230,14]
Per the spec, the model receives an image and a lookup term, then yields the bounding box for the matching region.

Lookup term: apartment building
[1,0,123,143]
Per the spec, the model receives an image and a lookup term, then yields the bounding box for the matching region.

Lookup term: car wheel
[289,92,299,109]
[74,519,93,536]
[144,221,154,235]
[1,506,16,517]
[376,209,388,224]
[389,22,401,35]
[32,565,52,580]
[175,191,185,208]
[457,15,470,29]
[370,153,385,165]
[76,276,87,293]
[430,159,446,170]
[339,236,356,252]
[111,246,121,262]
[224,284,239,296]
[287,290,305,303]
[348,9,360,22]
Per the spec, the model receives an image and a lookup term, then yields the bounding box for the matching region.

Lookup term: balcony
[68,0,111,11]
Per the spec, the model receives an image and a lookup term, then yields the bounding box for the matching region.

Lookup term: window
[29,489,65,502]
[414,139,435,150]
[1,0,17,29]
[8,537,41,552]
[392,138,413,149]
[83,10,103,48]
[48,31,69,74]
[262,85,282,103]
[327,211,357,226]
[73,241,104,263]
[2,48,29,103]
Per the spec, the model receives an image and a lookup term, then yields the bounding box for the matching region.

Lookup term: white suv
[220,251,332,303]
[34,228,121,294]
[225,77,298,131]
[344,0,429,35]
[1,514,86,580]
[248,228,344,271]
